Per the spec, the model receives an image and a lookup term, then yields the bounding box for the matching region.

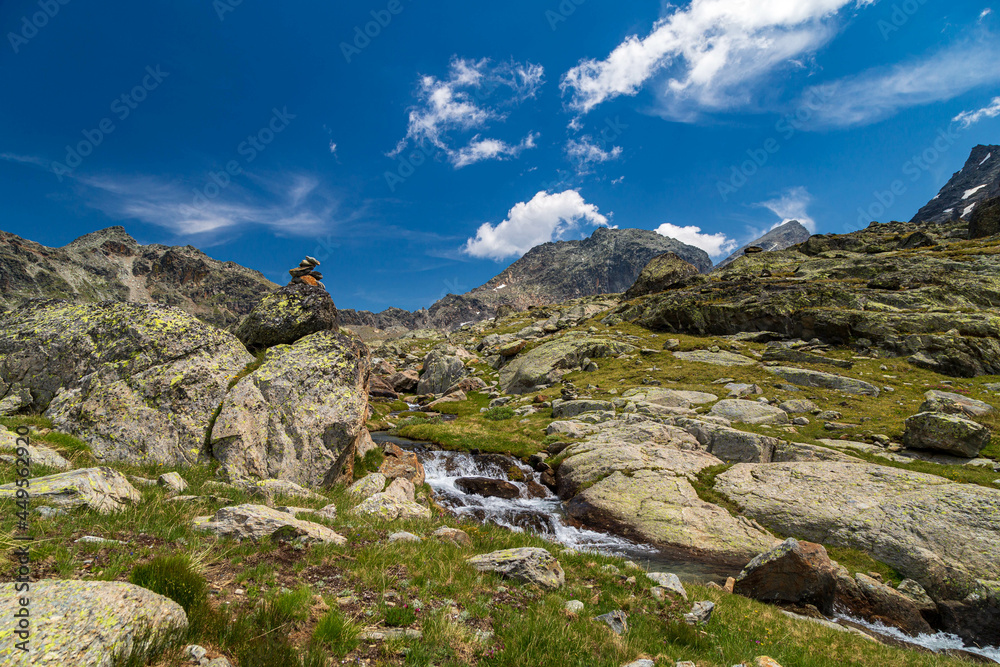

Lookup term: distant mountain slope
[340,227,711,332]
[714,220,811,269]
[0,226,278,329]
[911,144,1000,224]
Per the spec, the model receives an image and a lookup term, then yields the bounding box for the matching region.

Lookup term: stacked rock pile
[289,256,324,288]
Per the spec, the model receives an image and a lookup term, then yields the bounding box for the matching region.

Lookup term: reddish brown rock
[379,443,425,486]
[369,375,399,400]
[734,538,838,614]
[387,370,420,393]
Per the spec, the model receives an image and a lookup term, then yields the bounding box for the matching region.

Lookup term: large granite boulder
[467,547,565,589]
[938,581,1000,647]
[624,252,700,299]
[715,462,1000,598]
[0,580,187,667]
[193,504,346,544]
[0,467,140,513]
[417,346,465,395]
[903,412,991,458]
[621,387,717,408]
[835,569,933,636]
[919,390,995,418]
[709,399,789,425]
[500,337,636,394]
[210,330,370,487]
[0,301,252,466]
[763,367,880,396]
[733,538,838,614]
[234,283,338,352]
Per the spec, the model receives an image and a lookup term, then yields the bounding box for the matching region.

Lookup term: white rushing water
[837,615,1000,664]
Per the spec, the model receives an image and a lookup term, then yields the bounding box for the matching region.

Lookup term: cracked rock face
[0,300,252,466]
[0,467,141,513]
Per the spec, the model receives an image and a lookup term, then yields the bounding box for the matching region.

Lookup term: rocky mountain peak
[911,144,1000,224]
[715,220,812,269]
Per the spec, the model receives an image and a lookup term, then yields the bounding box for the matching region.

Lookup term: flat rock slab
[351,492,431,521]
[0,441,71,470]
[500,337,636,394]
[0,467,139,513]
[921,390,995,417]
[622,387,718,407]
[193,504,346,544]
[764,367,880,396]
[0,580,187,667]
[673,350,757,366]
[467,547,565,589]
[710,399,789,425]
[715,462,1000,598]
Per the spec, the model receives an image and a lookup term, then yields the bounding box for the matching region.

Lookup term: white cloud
[328,141,338,155]
[655,223,738,258]
[391,57,544,168]
[0,152,51,169]
[78,173,338,237]
[756,186,817,232]
[954,96,1000,128]
[452,133,539,169]
[980,8,993,21]
[560,0,872,120]
[565,136,623,170]
[801,37,1000,127]
[463,190,608,260]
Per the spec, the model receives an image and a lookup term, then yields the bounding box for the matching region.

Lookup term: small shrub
[483,406,515,421]
[384,604,417,627]
[268,585,314,625]
[312,607,360,657]
[129,555,207,615]
[355,447,385,480]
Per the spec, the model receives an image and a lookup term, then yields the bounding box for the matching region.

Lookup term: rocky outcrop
[210,330,369,488]
[0,226,277,329]
[733,538,838,614]
[624,252,700,299]
[911,145,999,225]
[467,547,565,589]
[835,570,933,636]
[715,220,811,269]
[500,337,636,394]
[0,300,252,466]
[0,467,140,513]
[193,504,347,544]
[0,580,187,667]
[969,196,1000,239]
[919,390,995,418]
[709,399,789,425]
[763,367,880,396]
[417,346,465,395]
[903,412,991,458]
[455,477,520,499]
[715,462,1000,598]
[234,283,338,352]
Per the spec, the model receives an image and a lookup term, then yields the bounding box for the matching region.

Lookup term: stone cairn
[288,256,324,289]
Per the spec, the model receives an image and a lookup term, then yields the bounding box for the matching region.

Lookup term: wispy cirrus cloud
[0,152,51,169]
[560,0,874,121]
[799,35,1000,128]
[954,96,1000,128]
[390,56,544,168]
[462,190,608,260]
[565,136,622,171]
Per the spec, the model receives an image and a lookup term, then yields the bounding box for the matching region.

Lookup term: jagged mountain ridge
[714,220,811,269]
[911,144,1000,224]
[0,226,278,329]
[340,227,712,332]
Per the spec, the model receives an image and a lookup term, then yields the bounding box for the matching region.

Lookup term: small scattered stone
[432,526,472,546]
[683,600,715,626]
[622,660,654,667]
[185,645,208,661]
[594,609,628,634]
[157,472,188,494]
[646,572,687,600]
[389,531,422,543]
[565,600,585,614]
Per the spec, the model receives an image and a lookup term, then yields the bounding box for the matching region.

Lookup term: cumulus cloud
[655,223,738,258]
[463,190,608,260]
[391,56,544,168]
[800,37,1000,127]
[756,186,817,232]
[954,96,1000,128]
[560,0,872,120]
[565,136,623,171]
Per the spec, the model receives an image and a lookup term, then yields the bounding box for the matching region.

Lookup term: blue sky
[1,0,999,312]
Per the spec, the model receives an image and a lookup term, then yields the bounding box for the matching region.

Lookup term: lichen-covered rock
[193,504,346,544]
[233,478,326,502]
[467,547,565,589]
[379,443,425,486]
[709,399,789,425]
[920,390,995,417]
[234,283,338,351]
[348,473,387,499]
[0,300,253,466]
[734,538,838,614]
[716,462,1000,598]
[0,383,31,415]
[764,367,880,396]
[621,387,717,408]
[417,346,466,395]
[624,252,700,299]
[0,580,188,667]
[835,570,933,636]
[351,491,431,521]
[0,430,71,470]
[673,350,757,366]
[551,399,616,419]
[0,467,139,513]
[500,337,636,394]
[903,412,991,458]
[677,419,784,464]
[387,369,419,392]
[157,472,188,494]
[210,330,369,487]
